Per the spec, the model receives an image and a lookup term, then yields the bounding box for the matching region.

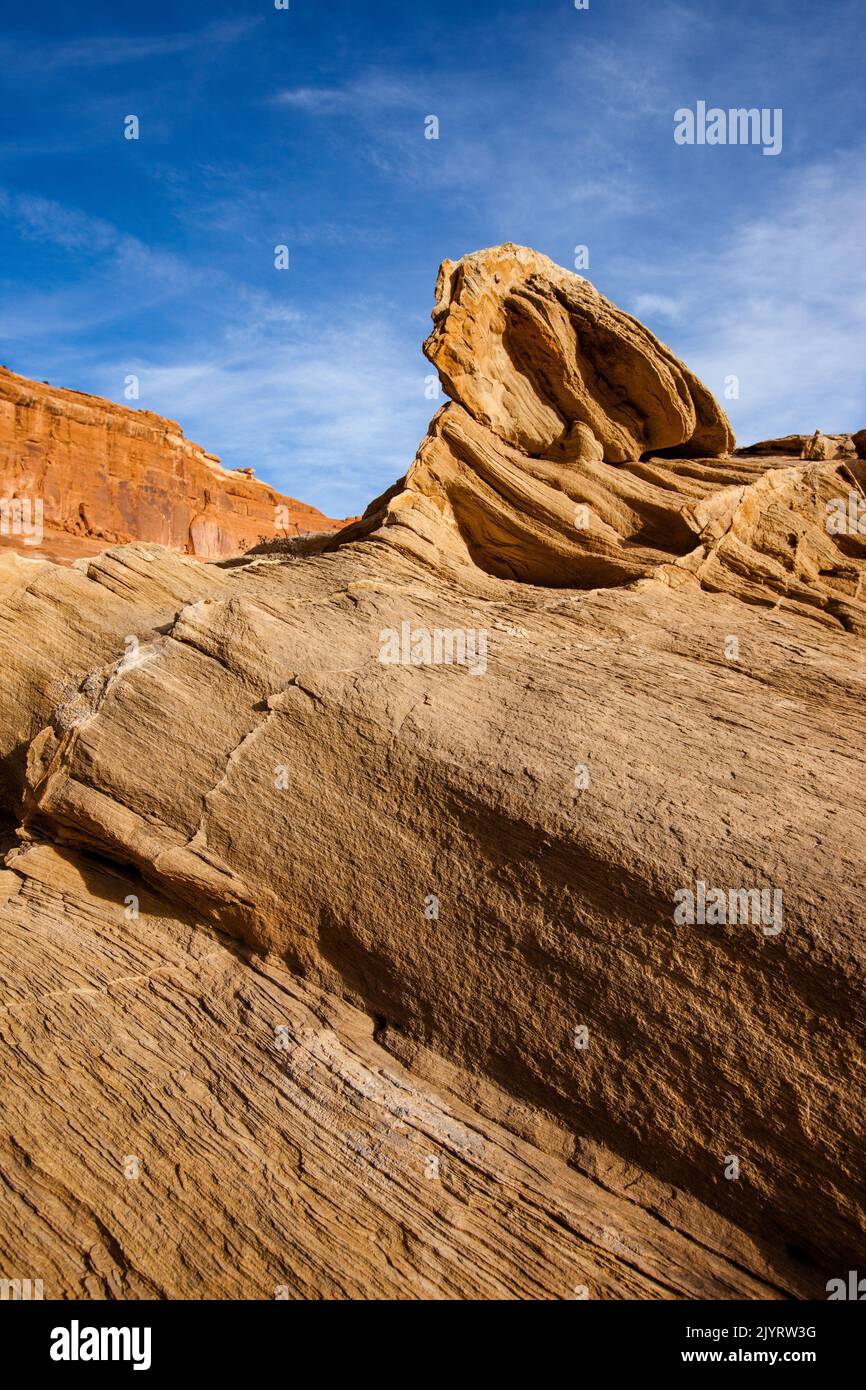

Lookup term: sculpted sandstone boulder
[342,250,865,627]
[424,244,734,461]
[0,839,783,1299]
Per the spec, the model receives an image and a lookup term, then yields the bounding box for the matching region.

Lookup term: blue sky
[0,0,864,517]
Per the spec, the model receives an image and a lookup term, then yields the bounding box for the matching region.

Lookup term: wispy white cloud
[0,187,430,516]
[270,87,350,114]
[3,192,117,253]
[0,189,192,291]
[662,147,866,442]
[270,75,416,115]
[0,18,255,76]
[88,309,431,517]
[631,293,685,324]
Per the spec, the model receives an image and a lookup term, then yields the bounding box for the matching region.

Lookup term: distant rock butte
[0,246,863,1298]
[0,366,341,562]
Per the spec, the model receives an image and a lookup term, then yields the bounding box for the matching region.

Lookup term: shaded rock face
[0,366,340,561]
[0,839,786,1300]
[0,246,863,1299]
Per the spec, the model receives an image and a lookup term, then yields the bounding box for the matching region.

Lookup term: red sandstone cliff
[0,366,340,562]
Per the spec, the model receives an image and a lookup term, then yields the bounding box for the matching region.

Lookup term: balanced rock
[424,243,735,461]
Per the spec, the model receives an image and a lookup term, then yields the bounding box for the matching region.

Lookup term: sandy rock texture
[0,246,863,1299]
[0,841,786,1300]
[0,366,340,562]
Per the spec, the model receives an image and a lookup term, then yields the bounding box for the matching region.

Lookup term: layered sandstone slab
[0,366,339,561]
[0,535,862,1291]
[0,841,784,1300]
[341,401,866,624]
[0,247,863,1300]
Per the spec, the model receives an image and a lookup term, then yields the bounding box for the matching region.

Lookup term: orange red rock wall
[0,366,338,561]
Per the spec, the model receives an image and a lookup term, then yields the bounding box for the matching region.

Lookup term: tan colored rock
[737,431,858,461]
[0,246,863,1300]
[803,429,849,461]
[424,244,734,460]
[0,366,341,562]
[1,529,862,1287]
[0,544,235,809]
[342,403,866,623]
[0,840,789,1299]
[339,249,864,618]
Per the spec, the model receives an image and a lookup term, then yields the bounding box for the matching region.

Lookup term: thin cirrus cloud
[641,146,866,444]
[270,87,357,115]
[0,188,192,292]
[2,191,118,254]
[630,294,685,325]
[92,316,432,519]
[0,184,430,518]
[0,18,256,77]
[269,76,416,116]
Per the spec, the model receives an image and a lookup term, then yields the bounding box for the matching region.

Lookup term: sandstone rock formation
[341,248,865,630]
[1,840,785,1299]
[0,246,863,1300]
[424,245,735,462]
[0,366,340,563]
[737,431,863,462]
